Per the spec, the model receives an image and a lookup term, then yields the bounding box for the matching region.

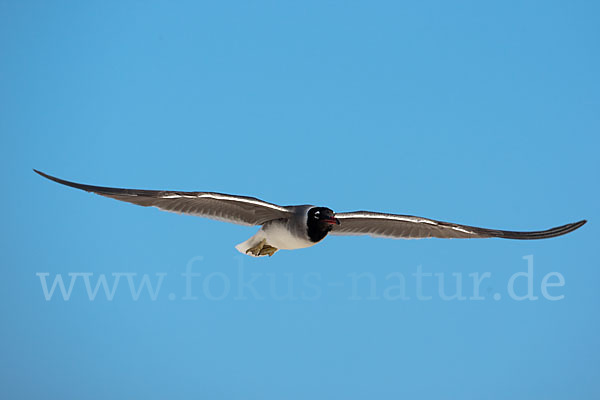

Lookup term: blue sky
[1,1,599,399]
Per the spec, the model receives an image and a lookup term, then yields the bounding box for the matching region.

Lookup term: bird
[34,170,586,257]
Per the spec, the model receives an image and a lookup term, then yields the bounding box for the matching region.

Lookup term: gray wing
[332,211,586,240]
[35,170,290,226]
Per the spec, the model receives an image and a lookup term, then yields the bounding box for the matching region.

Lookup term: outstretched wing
[332,211,586,240]
[35,170,290,226]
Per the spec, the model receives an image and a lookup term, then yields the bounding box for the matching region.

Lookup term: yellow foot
[259,245,278,257]
[245,239,278,257]
[246,239,267,257]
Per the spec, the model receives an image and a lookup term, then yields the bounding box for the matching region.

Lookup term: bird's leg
[246,239,267,257]
[259,245,278,257]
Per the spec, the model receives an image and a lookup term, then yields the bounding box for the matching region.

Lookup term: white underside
[235,223,315,257]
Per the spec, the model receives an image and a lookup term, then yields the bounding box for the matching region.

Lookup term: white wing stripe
[158,193,288,212]
[449,226,475,234]
[337,213,438,225]
[337,213,477,234]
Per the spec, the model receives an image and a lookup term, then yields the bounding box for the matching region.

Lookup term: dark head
[306,207,340,243]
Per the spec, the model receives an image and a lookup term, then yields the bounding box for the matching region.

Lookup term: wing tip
[33,168,46,178]
[571,219,587,231]
[34,169,98,194]
[561,219,587,233]
[559,219,587,237]
[494,219,587,240]
[34,169,61,184]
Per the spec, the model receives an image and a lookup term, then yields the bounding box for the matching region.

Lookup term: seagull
[34,170,586,257]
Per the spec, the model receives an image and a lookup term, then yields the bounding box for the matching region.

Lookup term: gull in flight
[35,170,586,257]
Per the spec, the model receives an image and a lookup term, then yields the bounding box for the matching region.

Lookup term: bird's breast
[261,220,315,250]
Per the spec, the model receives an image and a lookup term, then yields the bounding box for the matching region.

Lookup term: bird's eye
[314,211,320,218]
